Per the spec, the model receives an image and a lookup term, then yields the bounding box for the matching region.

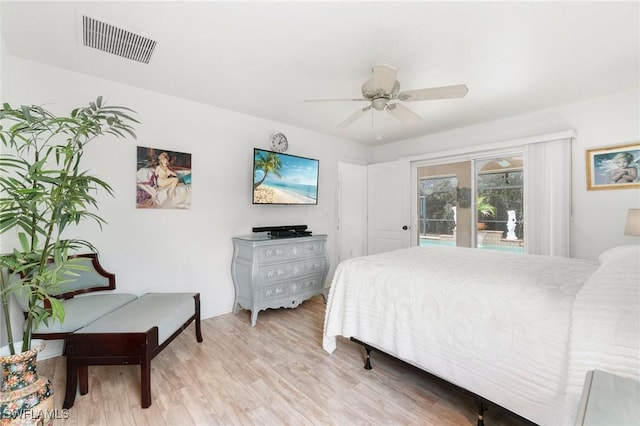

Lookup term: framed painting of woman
[136,146,192,208]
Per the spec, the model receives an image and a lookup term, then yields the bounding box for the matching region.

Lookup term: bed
[323,245,640,425]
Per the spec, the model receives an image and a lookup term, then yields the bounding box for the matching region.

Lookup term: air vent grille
[82,15,156,64]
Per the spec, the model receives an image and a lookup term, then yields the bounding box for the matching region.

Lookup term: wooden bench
[63,292,203,409]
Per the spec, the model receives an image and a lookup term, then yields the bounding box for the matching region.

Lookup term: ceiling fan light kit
[371,98,388,111]
[304,64,468,128]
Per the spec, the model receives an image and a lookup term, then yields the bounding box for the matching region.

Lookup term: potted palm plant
[476,195,497,230]
[0,97,137,422]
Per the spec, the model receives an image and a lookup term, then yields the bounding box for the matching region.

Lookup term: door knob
[402,225,409,230]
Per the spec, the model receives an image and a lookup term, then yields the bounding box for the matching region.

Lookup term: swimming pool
[419,237,524,253]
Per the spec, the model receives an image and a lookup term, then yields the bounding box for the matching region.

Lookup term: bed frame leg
[364,347,372,370]
[349,338,374,370]
[476,399,486,426]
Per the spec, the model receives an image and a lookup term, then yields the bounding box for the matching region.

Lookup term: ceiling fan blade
[371,64,399,94]
[398,84,469,101]
[337,105,372,128]
[387,103,421,125]
[303,97,368,102]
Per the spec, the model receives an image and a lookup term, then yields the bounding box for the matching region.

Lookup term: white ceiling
[1,1,638,146]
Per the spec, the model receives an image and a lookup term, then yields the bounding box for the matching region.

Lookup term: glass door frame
[410,146,523,249]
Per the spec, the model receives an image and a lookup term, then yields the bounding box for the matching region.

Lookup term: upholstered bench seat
[31,293,138,334]
[75,292,196,343]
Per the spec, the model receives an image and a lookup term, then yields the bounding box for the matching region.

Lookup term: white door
[367,160,411,255]
[337,162,367,264]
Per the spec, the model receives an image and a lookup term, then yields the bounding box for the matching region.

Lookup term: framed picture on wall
[136,146,192,209]
[586,142,640,191]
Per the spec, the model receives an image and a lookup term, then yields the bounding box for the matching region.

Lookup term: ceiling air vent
[82,15,156,64]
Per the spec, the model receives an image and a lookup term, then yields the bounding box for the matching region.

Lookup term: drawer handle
[265,288,283,296]
[265,249,283,257]
[267,269,285,278]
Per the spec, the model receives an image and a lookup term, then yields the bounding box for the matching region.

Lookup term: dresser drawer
[290,274,325,295]
[256,240,325,263]
[257,257,327,284]
[259,282,288,301]
[258,273,326,303]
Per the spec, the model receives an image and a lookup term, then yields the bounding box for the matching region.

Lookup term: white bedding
[323,246,640,425]
[563,245,640,425]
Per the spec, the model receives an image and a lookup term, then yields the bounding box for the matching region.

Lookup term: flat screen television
[253,148,319,205]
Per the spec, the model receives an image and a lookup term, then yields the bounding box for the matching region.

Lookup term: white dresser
[231,234,329,326]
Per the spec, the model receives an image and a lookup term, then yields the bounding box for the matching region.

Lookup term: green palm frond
[0,97,137,354]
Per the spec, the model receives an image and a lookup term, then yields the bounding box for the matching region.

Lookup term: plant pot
[0,340,54,425]
[477,223,487,230]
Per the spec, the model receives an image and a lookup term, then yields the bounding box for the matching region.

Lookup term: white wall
[1,55,372,325]
[2,52,637,338]
[373,90,640,260]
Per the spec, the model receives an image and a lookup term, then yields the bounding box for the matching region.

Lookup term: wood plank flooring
[37,295,533,425]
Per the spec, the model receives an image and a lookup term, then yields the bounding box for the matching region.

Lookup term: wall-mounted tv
[253,148,319,205]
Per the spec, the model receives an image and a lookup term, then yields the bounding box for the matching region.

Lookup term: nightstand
[575,370,640,425]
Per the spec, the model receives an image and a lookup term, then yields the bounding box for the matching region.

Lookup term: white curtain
[524,137,572,256]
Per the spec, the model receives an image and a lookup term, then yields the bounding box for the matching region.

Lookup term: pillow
[598,245,640,265]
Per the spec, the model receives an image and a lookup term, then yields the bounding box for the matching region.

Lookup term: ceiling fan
[303,64,468,128]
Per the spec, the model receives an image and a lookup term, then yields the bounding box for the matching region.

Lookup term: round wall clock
[269,132,288,152]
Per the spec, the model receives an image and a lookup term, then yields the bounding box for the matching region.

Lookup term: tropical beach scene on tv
[253,148,319,205]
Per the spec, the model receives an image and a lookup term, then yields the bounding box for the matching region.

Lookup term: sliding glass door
[475,156,524,252]
[417,155,524,252]
[418,160,473,248]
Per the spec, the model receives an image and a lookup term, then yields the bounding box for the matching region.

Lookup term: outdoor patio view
[418,157,524,253]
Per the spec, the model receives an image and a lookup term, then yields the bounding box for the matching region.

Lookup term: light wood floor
[38,295,533,426]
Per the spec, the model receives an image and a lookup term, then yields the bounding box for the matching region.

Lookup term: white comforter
[323,246,640,425]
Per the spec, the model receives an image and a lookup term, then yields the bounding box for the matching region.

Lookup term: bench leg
[79,366,89,395]
[194,293,203,343]
[195,320,203,342]
[63,347,78,409]
[141,358,151,408]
